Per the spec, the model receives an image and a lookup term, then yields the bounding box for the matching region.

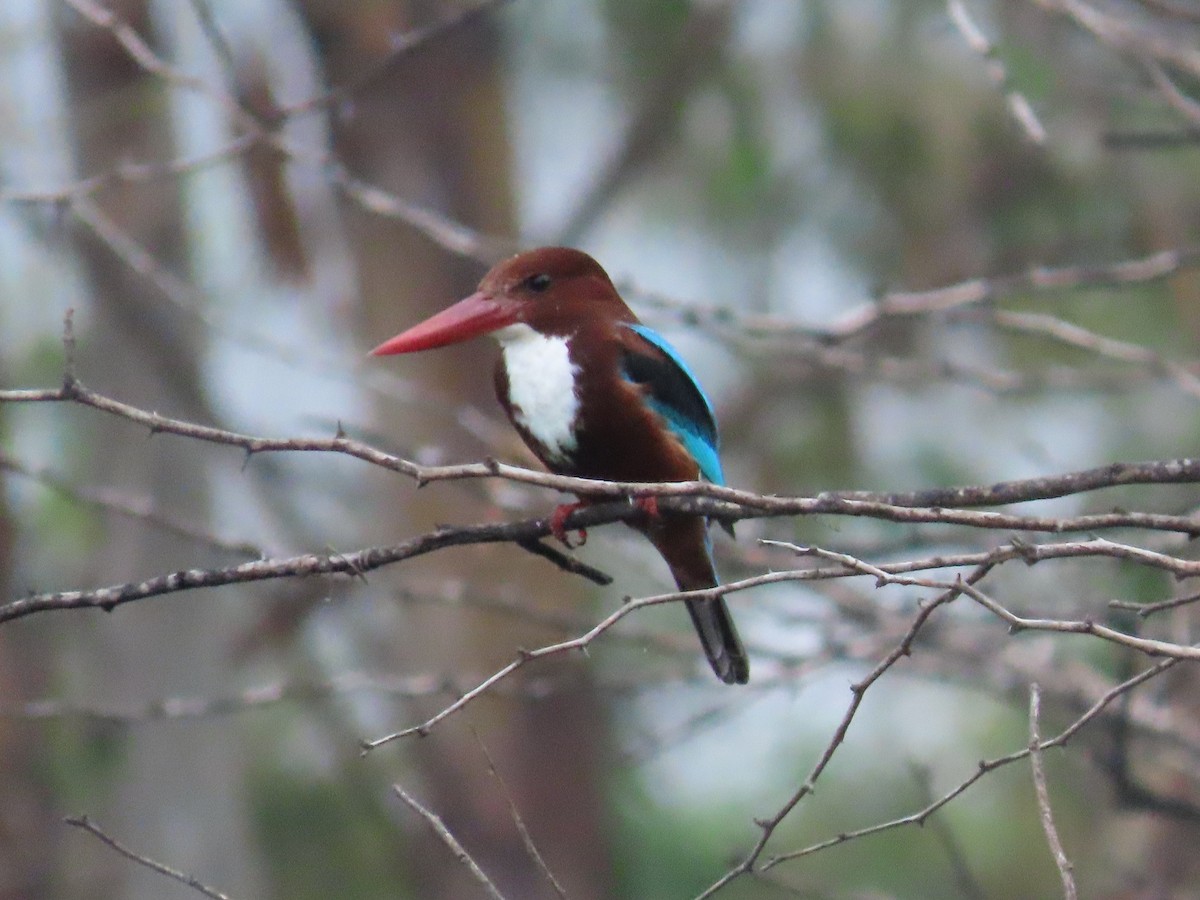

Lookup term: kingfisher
[371,247,749,684]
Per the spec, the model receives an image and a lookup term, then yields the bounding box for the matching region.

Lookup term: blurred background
[3,0,1200,897]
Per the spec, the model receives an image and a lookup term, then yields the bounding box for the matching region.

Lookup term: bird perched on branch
[371,247,749,684]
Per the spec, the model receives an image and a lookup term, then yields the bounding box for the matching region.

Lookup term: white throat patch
[494,323,580,464]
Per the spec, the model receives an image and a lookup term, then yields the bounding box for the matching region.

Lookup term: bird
[371,247,749,685]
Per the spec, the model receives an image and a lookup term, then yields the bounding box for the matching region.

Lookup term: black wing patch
[618,326,723,485]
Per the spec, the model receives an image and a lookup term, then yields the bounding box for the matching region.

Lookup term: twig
[981,308,1200,398]
[4,673,460,724]
[474,733,569,899]
[65,815,232,900]
[281,0,514,120]
[1109,589,1200,618]
[948,0,1047,143]
[516,537,612,585]
[186,0,239,92]
[361,585,685,750]
[392,785,508,900]
[0,451,262,558]
[1028,684,1078,899]
[760,245,1200,344]
[908,763,987,900]
[1144,59,1200,130]
[957,580,1200,661]
[1028,0,1200,82]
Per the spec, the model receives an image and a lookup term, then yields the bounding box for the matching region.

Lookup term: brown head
[370,247,636,355]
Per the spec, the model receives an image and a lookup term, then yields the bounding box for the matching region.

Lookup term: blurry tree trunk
[55,4,262,897]
[304,3,615,896]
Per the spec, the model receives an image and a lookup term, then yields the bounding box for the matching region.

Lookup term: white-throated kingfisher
[371,247,749,685]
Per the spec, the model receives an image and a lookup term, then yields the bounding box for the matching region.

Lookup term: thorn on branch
[61,308,78,389]
[333,550,368,584]
[1010,536,1039,564]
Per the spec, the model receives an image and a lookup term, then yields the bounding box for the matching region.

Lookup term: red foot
[635,495,660,521]
[550,502,588,548]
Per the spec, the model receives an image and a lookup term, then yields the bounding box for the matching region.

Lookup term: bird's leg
[550,501,588,548]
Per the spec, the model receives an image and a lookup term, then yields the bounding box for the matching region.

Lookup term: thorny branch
[6,377,1200,626]
[747,658,1179,876]
[4,377,1200,527]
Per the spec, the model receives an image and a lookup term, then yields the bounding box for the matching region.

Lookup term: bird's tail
[683,594,750,685]
[650,517,750,685]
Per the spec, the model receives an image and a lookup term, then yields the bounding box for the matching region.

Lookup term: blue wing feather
[621,324,725,485]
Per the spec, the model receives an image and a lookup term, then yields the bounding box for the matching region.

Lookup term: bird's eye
[526,273,551,292]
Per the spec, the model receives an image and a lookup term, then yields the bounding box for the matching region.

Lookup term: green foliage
[249,764,412,900]
[610,772,761,899]
[40,715,127,811]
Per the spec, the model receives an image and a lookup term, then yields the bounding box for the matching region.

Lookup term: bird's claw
[634,495,660,520]
[550,502,588,548]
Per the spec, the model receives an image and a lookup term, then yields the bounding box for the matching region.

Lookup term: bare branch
[361,585,686,750]
[1109,588,1200,618]
[908,763,988,900]
[280,0,514,120]
[948,0,1048,144]
[3,673,462,725]
[30,0,510,264]
[982,308,1200,398]
[698,569,988,898]
[65,815,233,900]
[683,245,1200,344]
[760,658,1177,871]
[6,379,1200,537]
[0,451,262,557]
[959,580,1200,661]
[1029,684,1078,900]
[475,734,569,900]
[1029,0,1200,81]
[0,505,643,624]
[392,786,509,900]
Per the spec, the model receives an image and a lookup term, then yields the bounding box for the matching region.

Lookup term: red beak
[370,291,522,355]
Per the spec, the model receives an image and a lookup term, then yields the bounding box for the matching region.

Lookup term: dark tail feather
[647,517,750,684]
[684,595,750,685]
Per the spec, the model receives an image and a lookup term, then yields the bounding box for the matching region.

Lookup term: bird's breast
[495,324,581,466]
